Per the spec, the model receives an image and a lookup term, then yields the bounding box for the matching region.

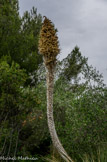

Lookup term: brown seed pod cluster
[39,16,60,67]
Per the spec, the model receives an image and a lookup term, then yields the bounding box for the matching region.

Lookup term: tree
[0,61,27,156]
[52,48,107,161]
[59,46,87,81]
[0,0,42,84]
[0,60,46,157]
[0,0,45,158]
[39,16,73,162]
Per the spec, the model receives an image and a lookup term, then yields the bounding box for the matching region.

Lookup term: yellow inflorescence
[39,17,60,66]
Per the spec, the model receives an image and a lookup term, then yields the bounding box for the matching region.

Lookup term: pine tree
[0,0,42,84]
[39,16,73,162]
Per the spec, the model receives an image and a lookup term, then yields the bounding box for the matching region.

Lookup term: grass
[41,145,107,162]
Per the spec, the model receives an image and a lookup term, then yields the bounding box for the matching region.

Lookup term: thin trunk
[0,136,7,155]
[0,112,9,133]
[46,66,73,162]
[7,128,14,159]
[14,128,20,158]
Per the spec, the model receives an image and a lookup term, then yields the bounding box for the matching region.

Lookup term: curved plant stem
[46,65,73,162]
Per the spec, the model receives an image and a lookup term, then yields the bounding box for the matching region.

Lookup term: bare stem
[46,65,73,162]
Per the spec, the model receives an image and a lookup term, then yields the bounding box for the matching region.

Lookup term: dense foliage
[0,0,42,85]
[0,0,107,161]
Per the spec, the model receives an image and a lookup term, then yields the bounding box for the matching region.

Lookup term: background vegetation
[0,0,107,161]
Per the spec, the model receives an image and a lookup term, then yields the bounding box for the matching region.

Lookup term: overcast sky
[19,0,107,84]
